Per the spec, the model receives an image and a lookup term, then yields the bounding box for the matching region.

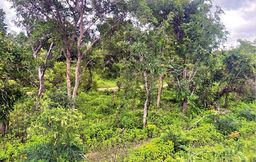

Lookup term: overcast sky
[1,0,256,47]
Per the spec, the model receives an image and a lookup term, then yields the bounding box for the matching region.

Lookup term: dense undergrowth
[1,89,255,161]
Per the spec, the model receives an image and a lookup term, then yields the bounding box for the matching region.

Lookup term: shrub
[119,111,142,129]
[146,124,160,138]
[0,138,23,161]
[239,109,256,121]
[160,125,190,152]
[47,88,72,108]
[147,109,187,129]
[214,115,241,135]
[21,108,85,161]
[76,91,118,117]
[188,123,224,146]
[125,138,174,162]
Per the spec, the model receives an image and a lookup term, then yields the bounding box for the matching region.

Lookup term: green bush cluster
[22,108,85,161]
[125,138,175,162]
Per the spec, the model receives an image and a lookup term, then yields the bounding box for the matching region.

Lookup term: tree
[212,40,256,106]
[11,0,127,100]
[166,0,226,112]
[28,21,56,97]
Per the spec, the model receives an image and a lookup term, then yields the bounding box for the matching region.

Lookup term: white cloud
[213,0,256,47]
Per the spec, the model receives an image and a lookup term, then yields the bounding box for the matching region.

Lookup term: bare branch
[32,43,42,58]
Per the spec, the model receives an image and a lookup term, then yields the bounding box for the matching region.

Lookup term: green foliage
[45,62,67,90]
[125,102,256,161]
[188,123,224,146]
[125,138,174,162]
[0,33,34,124]
[75,91,147,150]
[119,111,142,129]
[93,73,117,88]
[161,125,190,153]
[8,98,37,139]
[147,107,188,129]
[22,108,85,161]
[47,88,72,108]
[146,124,160,138]
[76,91,118,117]
[240,109,256,121]
[214,115,241,135]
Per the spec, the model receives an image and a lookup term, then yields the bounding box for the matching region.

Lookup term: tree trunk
[66,49,72,98]
[72,5,85,99]
[182,98,188,113]
[182,67,188,113]
[0,122,7,135]
[72,52,82,99]
[157,74,164,108]
[183,67,187,79]
[38,66,45,98]
[143,71,150,128]
[33,42,54,98]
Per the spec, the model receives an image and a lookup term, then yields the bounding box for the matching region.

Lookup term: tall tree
[168,0,226,112]
[11,0,126,99]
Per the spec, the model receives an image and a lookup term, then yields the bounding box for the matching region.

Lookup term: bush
[160,126,190,153]
[119,111,142,129]
[188,123,224,146]
[47,88,72,108]
[239,109,256,121]
[146,124,160,138]
[0,138,23,161]
[125,138,174,162]
[21,108,85,161]
[76,91,118,117]
[214,115,241,135]
[147,109,187,129]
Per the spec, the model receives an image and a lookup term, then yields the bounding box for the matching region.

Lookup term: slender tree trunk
[143,71,150,128]
[72,4,85,99]
[0,121,7,135]
[38,67,45,97]
[157,74,164,107]
[183,67,187,79]
[66,49,72,98]
[72,51,82,99]
[182,98,188,113]
[32,45,42,97]
[37,42,54,98]
[182,67,188,113]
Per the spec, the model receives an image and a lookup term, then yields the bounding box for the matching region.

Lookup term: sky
[213,0,256,47]
[0,0,256,47]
